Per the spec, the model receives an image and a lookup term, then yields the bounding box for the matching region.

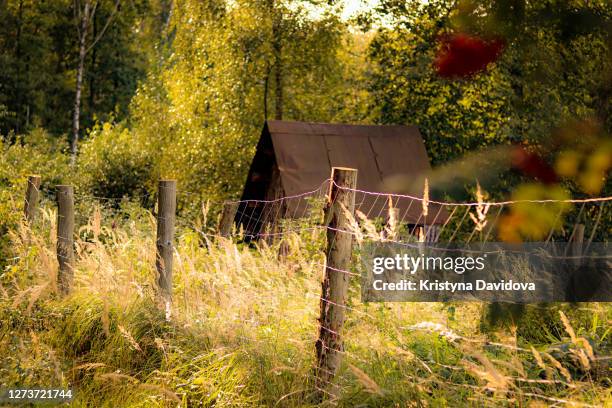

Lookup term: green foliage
[127,0,368,217]
[0,0,165,137]
[0,128,71,187]
[77,122,154,204]
[367,0,611,166]
[369,28,512,165]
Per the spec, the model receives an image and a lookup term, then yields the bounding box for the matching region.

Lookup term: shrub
[78,122,156,207]
[0,128,71,190]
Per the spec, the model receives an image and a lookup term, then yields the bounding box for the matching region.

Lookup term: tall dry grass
[0,200,610,407]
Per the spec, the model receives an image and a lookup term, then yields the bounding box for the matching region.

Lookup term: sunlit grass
[1,202,610,407]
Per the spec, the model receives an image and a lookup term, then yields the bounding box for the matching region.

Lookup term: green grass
[0,202,610,407]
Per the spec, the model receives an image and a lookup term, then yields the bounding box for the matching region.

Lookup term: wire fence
[191,175,608,403]
[12,173,612,405]
[212,179,609,246]
[24,175,610,245]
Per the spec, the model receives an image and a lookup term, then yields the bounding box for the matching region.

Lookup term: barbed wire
[332,180,612,206]
[28,177,612,211]
[11,177,611,404]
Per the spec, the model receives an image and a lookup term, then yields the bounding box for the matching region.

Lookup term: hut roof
[239,120,448,225]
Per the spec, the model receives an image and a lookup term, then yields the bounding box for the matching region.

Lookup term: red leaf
[511,146,558,184]
[434,33,505,78]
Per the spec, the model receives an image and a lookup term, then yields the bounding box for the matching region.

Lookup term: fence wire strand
[15,177,611,403]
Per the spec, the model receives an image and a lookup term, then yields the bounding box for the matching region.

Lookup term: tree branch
[89,1,99,24]
[85,0,121,54]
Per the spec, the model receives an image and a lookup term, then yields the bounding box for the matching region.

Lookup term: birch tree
[71,0,121,163]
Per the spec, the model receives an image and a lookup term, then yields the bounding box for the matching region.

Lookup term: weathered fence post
[156,179,177,300]
[56,185,75,295]
[571,223,585,268]
[425,225,440,243]
[218,201,238,237]
[314,167,357,399]
[24,175,41,223]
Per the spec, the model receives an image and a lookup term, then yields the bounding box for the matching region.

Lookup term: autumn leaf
[511,146,558,184]
[434,33,505,78]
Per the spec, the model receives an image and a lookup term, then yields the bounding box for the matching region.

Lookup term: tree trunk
[263,63,270,119]
[272,4,283,120]
[71,0,91,164]
[15,0,24,133]
[163,0,173,33]
[89,10,98,114]
[274,48,282,120]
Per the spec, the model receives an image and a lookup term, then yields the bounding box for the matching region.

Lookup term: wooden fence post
[425,225,440,243]
[571,223,585,268]
[56,185,74,295]
[24,175,41,223]
[156,179,177,300]
[314,167,357,399]
[218,201,238,237]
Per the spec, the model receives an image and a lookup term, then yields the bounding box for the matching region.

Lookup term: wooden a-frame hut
[235,120,448,239]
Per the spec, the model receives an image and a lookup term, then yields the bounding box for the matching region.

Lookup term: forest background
[1,0,610,216]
